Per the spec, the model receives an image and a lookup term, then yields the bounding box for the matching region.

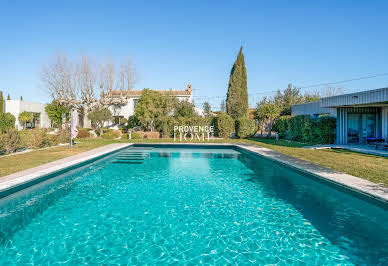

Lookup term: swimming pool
[0,145,387,264]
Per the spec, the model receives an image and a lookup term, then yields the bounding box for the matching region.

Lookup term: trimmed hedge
[273,115,336,144]
[212,113,234,138]
[235,118,257,138]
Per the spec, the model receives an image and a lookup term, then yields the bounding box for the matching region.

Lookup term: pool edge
[0,143,133,198]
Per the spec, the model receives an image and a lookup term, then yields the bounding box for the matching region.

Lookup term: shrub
[25,128,47,148]
[57,128,70,143]
[44,134,59,147]
[131,132,142,139]
[213,113,234,138]
[0,113,16,133]
[136,131,160,139]
[0,128,20,153]
[235,118,257,138]
[120,118,128,125]
[76,128,90,138]
[101,130,121,139]
[273,115,336,144]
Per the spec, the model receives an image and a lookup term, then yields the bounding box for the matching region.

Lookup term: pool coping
[1,142,387,206]
[0,143,133,198]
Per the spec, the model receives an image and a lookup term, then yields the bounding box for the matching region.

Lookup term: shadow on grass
[246,138,309,148]
[328,148,388,159]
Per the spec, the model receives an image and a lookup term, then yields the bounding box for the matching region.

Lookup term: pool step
[112,151,150,164]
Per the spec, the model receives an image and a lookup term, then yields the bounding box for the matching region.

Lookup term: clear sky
[1,0,388,109]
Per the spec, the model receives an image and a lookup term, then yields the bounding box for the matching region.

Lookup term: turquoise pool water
[0,146,387,265]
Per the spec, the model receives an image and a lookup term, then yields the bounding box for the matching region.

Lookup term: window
[133,99,139,108]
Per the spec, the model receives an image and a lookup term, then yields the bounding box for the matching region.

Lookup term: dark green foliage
[18,111,33,129]
[273,115,336,144]
[45,101,69,127]
[7,94,10,100]
[0,91,3,113]
[174,100,196,118]
[127,115,139,129]
[235,118,257,138]
[226,47,248,120]
[212,113,234,138]
[0,112,16,133]
[135,89,174,131]
[20,96,23,101]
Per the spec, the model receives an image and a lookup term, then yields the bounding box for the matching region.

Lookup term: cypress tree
[226,46,248,120]
[20,96,23,101]
[7,94,10,100]
[0,91,3,113]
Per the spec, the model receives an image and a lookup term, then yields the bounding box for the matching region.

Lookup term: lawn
[1,138,387,186]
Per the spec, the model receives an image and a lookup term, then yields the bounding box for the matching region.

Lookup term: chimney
[187,84,192,94]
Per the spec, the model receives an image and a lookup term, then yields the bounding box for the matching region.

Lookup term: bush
[0,128,20,153]
[0,113,16,133]
[101,130,121,139]
[131,132,142,139]
[25,128,47,148]
[76,128,90,138]
[120,118,128,125]
[273,115,336,144]
[136,131,160,139]
[235,118,257,138]
[213,113,234,138]
[57,128,70,143]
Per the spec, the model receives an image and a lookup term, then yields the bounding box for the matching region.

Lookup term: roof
[320,87,388,107]
[110,85,192,98]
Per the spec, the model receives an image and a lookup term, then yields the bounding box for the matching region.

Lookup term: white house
[105,84,194,127]
[4,100,51,130]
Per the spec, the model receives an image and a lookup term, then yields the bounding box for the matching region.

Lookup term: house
[291,87,388,144]
[105,84,194,127]
[4,99,51,130]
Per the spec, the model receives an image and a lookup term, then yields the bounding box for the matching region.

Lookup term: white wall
[4,100,51,129]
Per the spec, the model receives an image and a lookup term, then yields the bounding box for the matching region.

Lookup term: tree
[135,89,175,131]
[254,100,281,135]
[87,108,112,135]
[45,101,69,127]
[226,47,248,120]
[0,91,3,114]
[203,102,212,117]
[0,113,16,133]
[18,111,33,129]
[220,99,226,112]
[20,96,23,101]
[174,100,196,118]
[7,94,10,100]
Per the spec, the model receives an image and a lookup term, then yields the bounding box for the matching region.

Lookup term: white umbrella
[70,109,79,140]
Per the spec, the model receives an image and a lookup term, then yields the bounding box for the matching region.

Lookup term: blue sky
[1,0,388,109]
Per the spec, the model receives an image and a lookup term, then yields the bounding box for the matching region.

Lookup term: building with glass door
[291,87,388,144]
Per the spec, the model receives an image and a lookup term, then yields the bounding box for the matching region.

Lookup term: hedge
[212,113,234,138]
[235,118,257,138]
[272,115,336,144]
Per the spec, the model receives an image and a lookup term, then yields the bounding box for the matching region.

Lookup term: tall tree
[0,91,3,113]
[202,102,212,117]
[226,47,248,120]
[20,96,23,101]
[7,94,10,100]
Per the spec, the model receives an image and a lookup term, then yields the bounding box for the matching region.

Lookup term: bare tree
[77,55,97,111]
[118,59,136,91]
[41,53,79,106]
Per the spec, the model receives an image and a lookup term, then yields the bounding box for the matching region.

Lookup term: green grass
[1,137,387,186]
